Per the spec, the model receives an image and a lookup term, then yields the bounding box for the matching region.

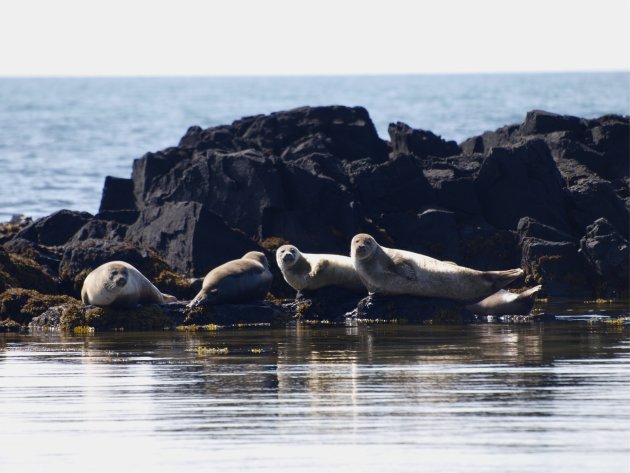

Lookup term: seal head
[351,234,378,261]
[276,245,301,269]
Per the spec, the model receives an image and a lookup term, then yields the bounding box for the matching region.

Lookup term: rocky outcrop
[0,107,627,332]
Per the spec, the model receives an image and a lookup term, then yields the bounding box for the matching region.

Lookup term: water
[0,72,628,221]
[1,322,629,473]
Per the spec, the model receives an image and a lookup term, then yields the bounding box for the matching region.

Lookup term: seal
[276,244,365,293]
[187,251,273,307]
[350,233,524,303]
[466,285,543,315]
[81,261,177,307]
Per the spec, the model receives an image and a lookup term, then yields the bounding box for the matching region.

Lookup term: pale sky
[0,0,628,76]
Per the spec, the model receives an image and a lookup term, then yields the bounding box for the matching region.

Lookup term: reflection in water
[0,324,629,473]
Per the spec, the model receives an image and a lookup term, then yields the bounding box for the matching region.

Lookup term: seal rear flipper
[484,268,524,292]
[187,288,218,308]
[519,285,543,298]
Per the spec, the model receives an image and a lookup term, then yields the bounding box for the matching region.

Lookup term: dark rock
[231,106,388,162]
[548,139,608,184]
[379,208,459,261]
[136,149,283,238]
[183,301,289,327]
[566,177,629,237]
[475,140,571,232]
[458,224,521,271]
[459,124,519,155]
[579,218,629,291]
[132,147,192,209]
[71,219,128,242]
[178,124,235,152]
[263,163,362,253]
[282,286,366,322]
[15,210,93,246]
[126,201,261,276]
[519,110,585,136]
[520,237,593,297]
[94,210,140,225]
[347,154,436,215]
[516,217,575,243]
[427,174,483,218]
[350,294,474,324]
[388,122,460,158]
[588,116,630,180]
[99,176,136,212]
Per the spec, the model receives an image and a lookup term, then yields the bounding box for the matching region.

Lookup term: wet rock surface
[349,294,475,324]
[1,107,628,331]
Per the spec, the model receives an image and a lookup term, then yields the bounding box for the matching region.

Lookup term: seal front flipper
[386,257,417,281]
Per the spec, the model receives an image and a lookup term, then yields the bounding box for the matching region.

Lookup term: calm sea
[1,322,629,473]
[0,72,628,221]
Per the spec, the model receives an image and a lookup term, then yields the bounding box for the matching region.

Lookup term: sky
[0,0,628,76]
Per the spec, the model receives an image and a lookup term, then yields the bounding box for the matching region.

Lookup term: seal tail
[484,268,524,292]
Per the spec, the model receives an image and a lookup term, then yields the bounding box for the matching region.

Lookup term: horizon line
[0,69,629,79]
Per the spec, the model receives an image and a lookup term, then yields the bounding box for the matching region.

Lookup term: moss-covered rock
[30,300,290,332]
[0,248,58,294]
[0,289,80,324]
[183,301,289,327]
[0,318,22,332]
[153,270,197,300]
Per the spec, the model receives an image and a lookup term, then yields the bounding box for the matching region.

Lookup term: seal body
[276,244,365,293]
[188,251,273,307]
[81,261,176,307]
[350,233,524,303]
[466,285,543,315]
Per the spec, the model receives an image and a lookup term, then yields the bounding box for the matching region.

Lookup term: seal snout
[115,276,127,287]
[282,252,295,263]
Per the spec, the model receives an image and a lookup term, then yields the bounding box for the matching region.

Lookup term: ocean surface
[1,322,629,473]
[0,72,628,221]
